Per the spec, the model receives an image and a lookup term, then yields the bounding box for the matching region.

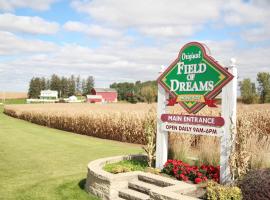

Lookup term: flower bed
[162,160,220,184]
[103,159,148,174]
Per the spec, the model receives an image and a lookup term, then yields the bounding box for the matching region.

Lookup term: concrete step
[128,180,161,195]
[138,173,175,187]
[138,173,198,195]
[119,188,150,200]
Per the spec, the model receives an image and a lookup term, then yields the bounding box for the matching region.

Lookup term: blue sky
[0,0,269,91]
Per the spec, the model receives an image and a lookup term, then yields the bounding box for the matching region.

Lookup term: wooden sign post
[220,59,237,184]
[156,42,237,184]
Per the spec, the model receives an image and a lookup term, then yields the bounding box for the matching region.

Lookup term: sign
[162,123,222,137]
[158,42,234,113]
[156,42,238,185]
[161,114,224,127]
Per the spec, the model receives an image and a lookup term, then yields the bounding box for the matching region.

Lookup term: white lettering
[170,80,179,92]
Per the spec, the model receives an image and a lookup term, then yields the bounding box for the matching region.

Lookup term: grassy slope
[0,106,142,200]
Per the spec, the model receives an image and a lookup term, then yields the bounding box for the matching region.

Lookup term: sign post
[220,59,237,184]
[156,42,237,184]
[156,68,169,169]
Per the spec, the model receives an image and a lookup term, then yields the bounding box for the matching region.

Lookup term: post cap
[230,58,237,68]
[159,65,166,74]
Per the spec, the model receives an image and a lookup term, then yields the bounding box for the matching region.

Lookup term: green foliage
[239,78,258,104]
[110,82,135,101]
[206,181,242,200]
[60,76,69,98]
[84,76,94,95]
[110,80,157,103]
[140,85,156,103]
[127,94,138,104]
[67,75,76,97]
[142,108,156,167]
[50,74,62,93]
[28,77,43,98]
[103,160,148,174]
[0,107,141,199]
[257,72,270,103]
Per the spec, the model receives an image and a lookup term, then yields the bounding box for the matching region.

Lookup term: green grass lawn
[1,98,26,104]
[0,106,142,200]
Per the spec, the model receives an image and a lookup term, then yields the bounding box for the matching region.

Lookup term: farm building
[40,90,58,100]
[87,88,117,103]
[86,95,103,103]
[27,90,59,103]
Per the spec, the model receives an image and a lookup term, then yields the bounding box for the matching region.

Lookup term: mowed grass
[1,98,26,104]
[0,106,142,200]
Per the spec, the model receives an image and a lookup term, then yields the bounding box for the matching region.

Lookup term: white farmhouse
[40,90,58,100]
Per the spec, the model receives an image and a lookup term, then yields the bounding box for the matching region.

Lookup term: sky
[0,0,269,92]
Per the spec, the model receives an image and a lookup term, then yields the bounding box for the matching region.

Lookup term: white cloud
[0,13,59,34]
[223,0,270,42]
[71,0,222,38]
[0,31,58,55]
[1,39,269,92]
[1,0,270,91]
[0,0,57,11]
[71,0,270,41]
[241,26,270,42]
[223,0,270,26]
[63,21,122,38]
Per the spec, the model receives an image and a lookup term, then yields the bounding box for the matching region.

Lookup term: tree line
[28,74,94,98]
[240,72,270,104]
[110,80,157,103]
[110,71,270,105]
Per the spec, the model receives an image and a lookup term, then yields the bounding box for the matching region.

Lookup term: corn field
[3,103,270,173]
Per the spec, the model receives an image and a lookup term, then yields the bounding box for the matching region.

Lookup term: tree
[81,79,87,95]
[140,85,156,103]
[28,77,42,98]
[45,79,50,90]
[40,77,46,90]
[50,74,61,97]
[257,72,270,103]
[110,80,157,102]
[239,79,257,104]
[85,76,94,94]
[60,77,69,98]
[28,78,35,98]
[110,82,135,101]
[67,75,76,97]
[75,75,81,95]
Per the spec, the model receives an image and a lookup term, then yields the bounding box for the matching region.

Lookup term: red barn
[87,88,118,103]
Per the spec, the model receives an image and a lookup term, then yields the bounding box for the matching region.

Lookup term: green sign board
[158,42,233,113]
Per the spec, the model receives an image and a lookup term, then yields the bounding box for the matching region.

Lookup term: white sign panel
[162,123,222,137]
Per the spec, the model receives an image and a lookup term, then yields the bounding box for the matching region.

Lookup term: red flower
[194,177,202,184]
[162,159,220,184]
[179,174,188,181]
[197,172,203,177]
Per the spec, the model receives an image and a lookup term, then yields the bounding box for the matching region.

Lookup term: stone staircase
[117,173,199,200]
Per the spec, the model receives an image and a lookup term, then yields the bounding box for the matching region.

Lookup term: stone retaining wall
[85,154,147,200]
[85,154,199,200]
